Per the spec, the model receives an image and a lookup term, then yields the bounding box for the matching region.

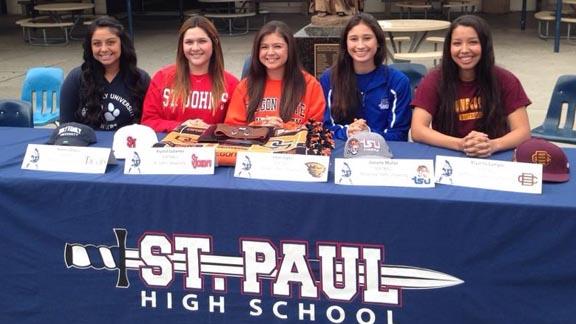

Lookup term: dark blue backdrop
[1,127,575,324]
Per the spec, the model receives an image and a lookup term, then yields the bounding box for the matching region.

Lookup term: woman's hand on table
[462,131,494,158]
[346,118,369,137]
[181,118,210,129]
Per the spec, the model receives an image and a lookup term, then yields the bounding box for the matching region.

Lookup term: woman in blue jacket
[319,13,412,141]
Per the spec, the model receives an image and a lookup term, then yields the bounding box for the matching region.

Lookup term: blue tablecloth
[1,127,575,324]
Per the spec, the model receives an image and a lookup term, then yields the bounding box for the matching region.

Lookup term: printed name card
[434,155,543,194]
[234,152,330,182]
[334,158,435,187]
[21,144,111,174]
[123,147,215,175]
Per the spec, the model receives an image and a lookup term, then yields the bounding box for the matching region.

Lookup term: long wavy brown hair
[80,16,147,126]
[245,20,305,122]
[437,15,505,137]
[172,16,226,114]
[329,13,387,124]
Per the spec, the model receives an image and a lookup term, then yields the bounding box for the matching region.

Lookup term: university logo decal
[64,228,464,323]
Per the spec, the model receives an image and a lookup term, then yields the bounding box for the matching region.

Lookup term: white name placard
[21,144,111,174]
[234,152,329,182]
[334,158,435,187]
[434,155,543,194]
[123,147,215,175]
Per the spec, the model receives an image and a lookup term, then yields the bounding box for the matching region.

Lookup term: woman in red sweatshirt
[142,16,239,132]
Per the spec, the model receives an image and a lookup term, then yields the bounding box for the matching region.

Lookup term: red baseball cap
[513,138,570,183]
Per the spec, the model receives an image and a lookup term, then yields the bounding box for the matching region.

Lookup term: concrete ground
[1,11,575,144]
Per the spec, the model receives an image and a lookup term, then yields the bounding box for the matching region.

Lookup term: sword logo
[64,229,464,294]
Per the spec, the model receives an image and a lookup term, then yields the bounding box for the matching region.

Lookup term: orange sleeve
[224,79,249,125]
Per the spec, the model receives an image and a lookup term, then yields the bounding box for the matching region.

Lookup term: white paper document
[21,144,111,174]
[123,147,215,175]
[234,152,330,182]
[434,155,543,194]
[334,158,435,187]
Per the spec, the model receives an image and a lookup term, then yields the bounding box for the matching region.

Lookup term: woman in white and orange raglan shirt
[142,16,239,132]
[225,20,325,131]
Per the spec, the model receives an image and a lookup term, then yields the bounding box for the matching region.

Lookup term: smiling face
[91,27,121,71]
[183,27,213,74]
[450,25,482,81]
[258,32,288,79]
[346,22,377,72]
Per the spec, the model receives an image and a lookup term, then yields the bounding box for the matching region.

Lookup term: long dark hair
[172,16,226,113]
[246,20,305,122]
[79,16,146,127]
[437,14,505,138]
[330,13,387,124]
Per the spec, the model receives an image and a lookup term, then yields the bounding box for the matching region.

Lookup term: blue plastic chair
[388,62,427,97]
[241,54,252,80]
[0,99,34,128]
[20,67,64,126]
[531,75,576,144]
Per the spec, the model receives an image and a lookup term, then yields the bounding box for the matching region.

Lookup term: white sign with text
[21,144,111,174]
[434,155,543,194]
[334,158,435,187]
[234,152,329,182]
[123,147,215,175]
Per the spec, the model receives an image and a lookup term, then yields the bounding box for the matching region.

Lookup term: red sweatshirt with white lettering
[142,64,239,132]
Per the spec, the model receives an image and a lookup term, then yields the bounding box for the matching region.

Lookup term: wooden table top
[34,3,95,12]
[378,19,451,32]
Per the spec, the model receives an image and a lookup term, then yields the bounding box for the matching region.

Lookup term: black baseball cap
[47,122,97,147]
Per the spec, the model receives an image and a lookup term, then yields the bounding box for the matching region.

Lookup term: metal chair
[0,99,34,128]
[20,66,64,126]
[531,75,576,144]
[389,62,427,97]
